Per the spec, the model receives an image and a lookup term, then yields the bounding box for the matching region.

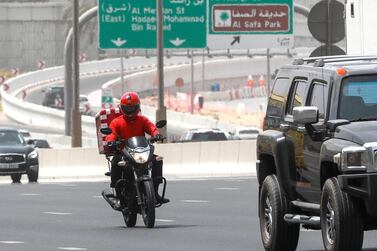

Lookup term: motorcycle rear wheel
[141,180,156,228]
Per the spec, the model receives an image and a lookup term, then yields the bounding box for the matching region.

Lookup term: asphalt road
[0,177,377,251]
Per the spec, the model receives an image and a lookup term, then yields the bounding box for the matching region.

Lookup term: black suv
[42,85,64,109]
[257,56,377,251]
[0,128,39,182]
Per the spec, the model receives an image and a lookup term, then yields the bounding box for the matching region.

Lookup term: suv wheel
[27,168,39,183]
[320,178,364,251]
[11,174,21,183]
[259,175,299,251]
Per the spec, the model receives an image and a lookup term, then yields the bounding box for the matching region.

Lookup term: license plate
[0,163,19,169]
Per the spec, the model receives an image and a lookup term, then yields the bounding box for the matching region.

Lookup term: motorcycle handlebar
[108,136,165,149]
[149,136,166,144]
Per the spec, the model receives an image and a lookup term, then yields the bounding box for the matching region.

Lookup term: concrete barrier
[38,140,257,180]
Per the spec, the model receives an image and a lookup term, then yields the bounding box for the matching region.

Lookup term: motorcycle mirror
[155,120,167,129]
[100,127,112,135]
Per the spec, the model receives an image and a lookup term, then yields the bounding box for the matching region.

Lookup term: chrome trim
[341,146,367,172]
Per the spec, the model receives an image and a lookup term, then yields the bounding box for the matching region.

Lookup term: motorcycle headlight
[129,146,150,164]
[340,146,367,172]
[28,150,38,159]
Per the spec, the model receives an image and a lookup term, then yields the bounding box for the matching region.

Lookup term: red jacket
[106,114,159,142]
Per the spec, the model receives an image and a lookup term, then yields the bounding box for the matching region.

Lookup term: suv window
[309,82,328,119]
[287,80,308,114]
[266,78,291,117]
[0,131,24,145]
[339,75,377,120]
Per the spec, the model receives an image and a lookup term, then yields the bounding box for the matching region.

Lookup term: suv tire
[27,168,39,183]
[320,178,364,251]
[259,175,299,251]
[11,174,21,183]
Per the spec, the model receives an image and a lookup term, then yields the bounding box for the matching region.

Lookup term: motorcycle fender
[137,176,152,182]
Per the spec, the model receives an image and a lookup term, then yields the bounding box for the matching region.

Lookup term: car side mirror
[293,106,319,124]
[100,128,112,135]
[156,120,167,129]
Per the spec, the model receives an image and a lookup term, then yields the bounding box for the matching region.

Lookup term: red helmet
[120,92,140,119]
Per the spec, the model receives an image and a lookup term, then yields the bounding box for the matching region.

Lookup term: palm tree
[220,11,230,26]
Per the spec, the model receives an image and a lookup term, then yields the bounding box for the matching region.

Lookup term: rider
[106,92,169,208]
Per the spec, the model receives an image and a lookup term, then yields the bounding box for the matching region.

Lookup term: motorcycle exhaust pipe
[101,190,121,211]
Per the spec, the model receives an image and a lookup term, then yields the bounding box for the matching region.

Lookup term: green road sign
[207,0,294,49]
[98,0,206,49]
[101,96,113,103]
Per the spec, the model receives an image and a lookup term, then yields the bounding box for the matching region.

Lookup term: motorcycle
[100,120,167,228]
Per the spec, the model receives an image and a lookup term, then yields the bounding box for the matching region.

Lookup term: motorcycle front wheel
[141,180,156,228]
[122,209,137,227]
[121,188,137,227]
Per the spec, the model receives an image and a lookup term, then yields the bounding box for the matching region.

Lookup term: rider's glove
[107,141,117,150]
[155,134,164,141]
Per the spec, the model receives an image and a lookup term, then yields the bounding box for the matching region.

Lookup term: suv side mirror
[26,139,34,145]
[293,106,319,124]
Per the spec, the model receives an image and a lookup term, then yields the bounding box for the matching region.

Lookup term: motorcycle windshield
[126,136,149,149]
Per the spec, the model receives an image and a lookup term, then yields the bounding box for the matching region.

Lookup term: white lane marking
[92,195,102,199]
[215,188,240,191]
[43,212,72,216]
[20,193,40,196]
[156,219,175,223]
[57,247,88,251]
[181,200,209,203]
[301,228,316,232]
[0,241,24,244]
[57,184,77,187]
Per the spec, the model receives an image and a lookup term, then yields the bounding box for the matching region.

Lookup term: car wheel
[320,178,364,251]
[27,168,39,183]
[259,175,299,251]
[11,174,21,183]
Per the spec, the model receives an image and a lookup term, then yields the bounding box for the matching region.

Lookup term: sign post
[98,0,207,49]
[207,0,294,49]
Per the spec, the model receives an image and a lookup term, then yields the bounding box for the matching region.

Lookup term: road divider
[38,140,257,180]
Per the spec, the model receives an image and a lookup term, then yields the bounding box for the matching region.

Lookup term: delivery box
[95,107,122,154]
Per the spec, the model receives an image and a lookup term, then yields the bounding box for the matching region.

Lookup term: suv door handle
[280,124,290,131]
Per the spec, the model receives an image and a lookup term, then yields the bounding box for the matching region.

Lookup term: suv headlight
[28,150,38,159]
[340,146,367,172]
[128,146,150,164]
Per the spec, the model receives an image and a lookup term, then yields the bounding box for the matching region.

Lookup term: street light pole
[71,0,82,147]
[156,0,167,138]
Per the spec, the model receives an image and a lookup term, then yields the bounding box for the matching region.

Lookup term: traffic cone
[247,75,254,88]
[258,75,267,97]
[258,75,266,87]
